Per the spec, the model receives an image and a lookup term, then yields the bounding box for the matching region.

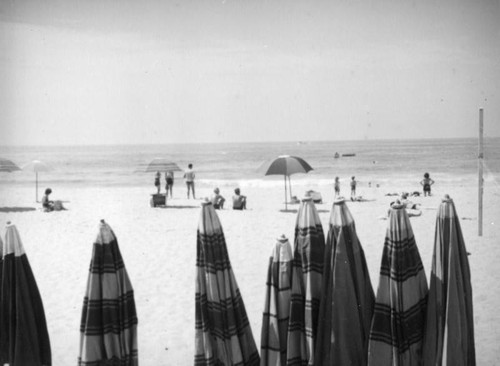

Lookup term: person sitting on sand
[232,188,247,210]
[42,188,66,212]
[211,188,225,209]
[420,172,435,196]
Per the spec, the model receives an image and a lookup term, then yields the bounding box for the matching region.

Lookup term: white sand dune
[0,179,499,365]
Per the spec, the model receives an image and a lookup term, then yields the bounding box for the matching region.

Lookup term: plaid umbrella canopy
[287,197,325,366]
[78,220,138,366]
[0,158,21,173]
[260,235,293,366]
[315,198,375,366]
[0,222,51,366]
[195,201,260,366]
[422,196,476,366]
[137,158,183,173]
[367,204,428,366]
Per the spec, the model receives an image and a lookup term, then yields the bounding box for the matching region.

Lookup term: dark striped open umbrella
[367,204,428,366]
[195,201,259,365]
[0,222,51,366]
[315,198,375,366]
[287,197,324,366]
[78,220,138,366]
[0,158,21,173]
[422,196,476,365]
[260,235,293,366]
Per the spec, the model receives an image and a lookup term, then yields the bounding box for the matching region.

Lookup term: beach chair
[150,193,166,207]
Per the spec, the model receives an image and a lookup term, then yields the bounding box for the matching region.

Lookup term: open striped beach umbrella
[315,198,375,366]
[287,197,324,366]
[367,204,428,366]
[140,158,182,173]
[22,160,53,202]
[422,196,476,366]
[0,158,21,173]
[0,222,51,366]
[195,201,260,366]
[78,220,138,366]
[260,235,293,366]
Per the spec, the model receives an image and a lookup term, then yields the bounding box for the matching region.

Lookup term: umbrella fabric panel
[195,203,260,366]
[315,201,374,366]
[0,224,51,366]
[262,156,313,176]
[78,223,138,366]
[260,238,293,366]
[143,158,182,173]
[287,199,324,366]
[422,199,475,366]
[0,158,21,172]
[368,207,428,366]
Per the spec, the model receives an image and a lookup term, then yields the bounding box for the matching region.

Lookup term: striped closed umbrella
[422,196,476,366]
[287,197,325,366]
[367,204,428,366]
[315,198,375,366]
[0,222,51,366]
[78,220,138,366]
[260,235,293,366]
[195,201,260,366]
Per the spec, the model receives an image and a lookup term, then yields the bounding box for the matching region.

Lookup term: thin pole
[288,175,293,201]
[284,174,288,211]
[478,109,484,236]
[36,172,39,202]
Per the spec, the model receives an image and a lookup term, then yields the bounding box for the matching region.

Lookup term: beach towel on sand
[195,201,260,366]
[287,198,325,366]
[78,220,138,366]
[368,204,428,366]
[315,199,374,366]
[260,236,293,366]
[0,223,51,366]
[422,197,475,366]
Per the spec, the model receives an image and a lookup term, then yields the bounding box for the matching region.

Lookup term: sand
[0,178,499,365]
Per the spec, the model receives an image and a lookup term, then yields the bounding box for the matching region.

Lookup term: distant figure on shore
[232,188,247,210]
[184,163,196,199]
[420,172,435,196]
[334,177,340,198]
[350,176,357,201]
[154,171,161,194]
[211,188,225,209]
[42,188,66,212]
[165,171,174,198]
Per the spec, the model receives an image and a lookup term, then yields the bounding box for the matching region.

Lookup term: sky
[1,0,499,146]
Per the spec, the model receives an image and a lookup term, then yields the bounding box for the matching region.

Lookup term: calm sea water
[0,138,499,189]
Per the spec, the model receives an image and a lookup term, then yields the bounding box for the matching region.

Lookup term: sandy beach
[0,177,499,365]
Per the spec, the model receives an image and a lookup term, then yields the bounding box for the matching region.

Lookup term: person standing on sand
[154,171,161,194]
[350,176,357,201]
[334,176,340,198]
[184,163,196,199]
[420,172,435,197]
[165,171,174,198]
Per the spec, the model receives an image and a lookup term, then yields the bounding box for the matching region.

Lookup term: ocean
[1,138,499,190]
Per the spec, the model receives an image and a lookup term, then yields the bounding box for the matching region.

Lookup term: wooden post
[478,109,484,236]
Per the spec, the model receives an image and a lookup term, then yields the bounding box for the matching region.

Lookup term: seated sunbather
[42,188,66,212]
[232,188,247,210]
[211,188,225,209]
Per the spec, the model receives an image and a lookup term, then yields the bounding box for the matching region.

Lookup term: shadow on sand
[0,207,37,213]
[154,205,199,209]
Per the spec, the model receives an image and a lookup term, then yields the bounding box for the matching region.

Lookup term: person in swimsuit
[350,176,357,201]
[211,187,225,209]
[334,177,340,198]
[184,163,196,199]
[154,171,161,194]
[232,188,247,210]
[420,172,435,197]
[165,171,174,198]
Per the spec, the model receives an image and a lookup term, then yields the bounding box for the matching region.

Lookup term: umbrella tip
[277,234,288,242]
[100,219,106,224]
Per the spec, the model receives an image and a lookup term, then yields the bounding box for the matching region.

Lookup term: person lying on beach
[399,192,421,210]
[381,198,421,219]
[42,188,66,212]
[232,188,247,210]
[211,188,225,209]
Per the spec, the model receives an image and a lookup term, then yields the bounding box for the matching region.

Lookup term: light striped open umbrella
[78,220,138,366]
[0,158,21,173]
[260,235,293,366]
[22,160,53,202]
[195,201,260,366]
[422,195,475,366]
[287,197,325,366]
[138,158,182,173]
[315,198,374,366]
[367,203,428,366]
[0,222,51,366]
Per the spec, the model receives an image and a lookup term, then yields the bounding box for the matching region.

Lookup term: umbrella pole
[36,172,38,202]
[288,175,293,201]
[284,174,288,210]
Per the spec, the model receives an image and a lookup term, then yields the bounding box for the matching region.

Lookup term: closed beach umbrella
[195,201,260,366]
[367,204,428,366]
[141,158,182,173]
[422,196,476,366]
[22,160,53,202]
[287,197,324,366]
[258,155,313,210]
[260,235,293,366]
[0,158,21,173]
[78,220,138,366]
[315,198,375,366]
[0,222,51,366]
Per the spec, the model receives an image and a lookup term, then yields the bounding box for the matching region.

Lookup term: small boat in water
[342,153,356,157]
